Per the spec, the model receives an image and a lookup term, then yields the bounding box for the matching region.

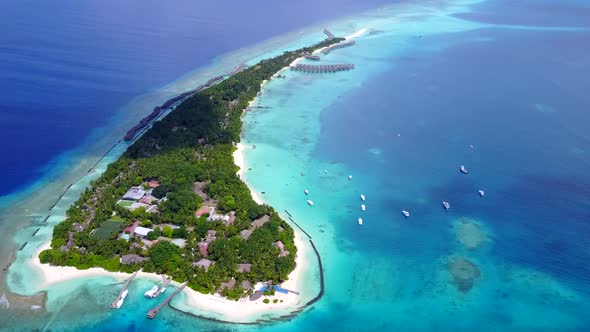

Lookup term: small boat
[115,289,128,309]
[158,287,166,295]
[307,200,314,206]
[360,194,366,201]
[442,201,450,211]
[460,165,469,174]
[402,210,410,218]
[144,285,159,298]
[479,190,485,197]
[361,204,366,211]
[324,170,328,174]
[304,189,309,195]
[348,175,353,180]
[358,218,363,225]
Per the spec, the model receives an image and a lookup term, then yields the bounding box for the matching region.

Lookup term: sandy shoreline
[31,224,310,322]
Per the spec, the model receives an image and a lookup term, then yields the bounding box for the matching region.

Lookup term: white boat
[348,175,353,180]
[324,170,328,174]
[115,289,128,309]
[402,210,410,218]
[479,190,485,197]
[307,200,314,206]
[358,218,363,225]
[158,287,166,295]
[360,194,366,201]
[442,201,450,211]
[304,189,309,195]
[460,165,469,174]
[144,285,159,298]
[361,204,366,211]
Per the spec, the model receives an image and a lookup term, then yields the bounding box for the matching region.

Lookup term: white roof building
[134,226,152,237]
[122,186,146,201]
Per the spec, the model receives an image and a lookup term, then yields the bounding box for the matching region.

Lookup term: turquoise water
[3,0,590,330]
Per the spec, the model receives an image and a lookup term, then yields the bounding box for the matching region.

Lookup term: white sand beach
[31,225,310,322]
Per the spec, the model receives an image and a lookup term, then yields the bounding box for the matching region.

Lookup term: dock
[321,40,355,55]
[291,64,355,73]
[153,275,171,297]
[303,53,321,61]
[323,29,335,40]
[110,271,138,309]
[147,281,188,319]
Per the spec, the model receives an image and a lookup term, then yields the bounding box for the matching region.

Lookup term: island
[38,36,344,309]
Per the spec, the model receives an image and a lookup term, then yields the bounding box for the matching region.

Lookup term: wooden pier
[303,54,321,61]
[110,271,138,309]
[153,275,171,297]
[291,64,355,73]
[147,281,188,319]
[323,29,335,40]
[321,40,355,55]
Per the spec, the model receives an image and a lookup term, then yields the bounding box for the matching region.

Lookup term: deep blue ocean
[2,0,590,331]
[0,0,391,197]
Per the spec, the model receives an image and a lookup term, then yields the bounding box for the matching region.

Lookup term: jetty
[110,271,138,309]
[153,275,171,297]
[323,29,335,40]
[147,281,188,319]
[321,40,355,54]
[291,64,354,73]
[303,53,321,61]
[227,63,246,76]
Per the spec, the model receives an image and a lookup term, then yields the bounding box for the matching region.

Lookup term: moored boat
[460,165,469,174]
[348,175,353,180]
[402,210,410,218]
[115,289,128,309]
[358,218,363,225]
[307,200,314,206]
[442,201,450,211]
[360,194,366,201]
[479,190,485,197]
[144,285,159,298]
[304,189,309,195]
[361,204,366,211]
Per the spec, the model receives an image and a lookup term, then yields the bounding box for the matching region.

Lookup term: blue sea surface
[0,0,391,197]
[2,0,590,331]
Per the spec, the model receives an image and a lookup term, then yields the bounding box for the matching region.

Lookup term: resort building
[121,254,147,264]
[147,180,160,188]
[274,241,290,257]
[193,259,213,271]
[122,186,146,201]
[239,229,252,240]
[134,226,152,238]
[251,215,270,229]
[237,263,252,273]
[198,242,210,257]
[195,206,214,218]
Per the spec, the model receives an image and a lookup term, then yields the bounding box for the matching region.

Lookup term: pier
[323,29,335,40]
[147,281,188,319]
[303,54,321,61]
[110,271,138,309]
[291,64,355,73]
[320,40,355,55]
[154,275,171,297]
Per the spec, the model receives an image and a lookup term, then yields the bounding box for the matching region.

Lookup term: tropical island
[38,35,344,307]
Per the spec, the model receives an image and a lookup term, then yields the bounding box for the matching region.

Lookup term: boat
[307,200,314,206]
[158,287,166,295]
[324,170,328,174]
[358,218,363,225]
[442,201,450,211]
[144,285,159,298]
[115,289,128,309]
[479,190,485,197]
[348,175,353,180]
[360,194,366,201]
[402,210,410,218]
[304,189,309,195]
[460,165,469,174]
[361,204,366,211]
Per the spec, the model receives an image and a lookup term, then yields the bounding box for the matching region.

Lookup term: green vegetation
[39,36,343,297]
[263,299,270,304]
[273,299,278,303]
